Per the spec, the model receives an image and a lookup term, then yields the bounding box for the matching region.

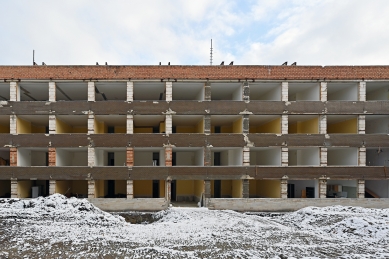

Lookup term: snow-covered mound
[0,194,124,226]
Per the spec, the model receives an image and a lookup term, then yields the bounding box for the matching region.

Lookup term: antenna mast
[33,50,35,65]
[210,39,213,65]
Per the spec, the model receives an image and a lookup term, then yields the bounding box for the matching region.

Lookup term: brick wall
[10,147,17,166]
[48,148,56,166]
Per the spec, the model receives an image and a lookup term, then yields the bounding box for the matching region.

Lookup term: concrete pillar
[10,147,17,166]
[204,146,211,166]
[281,82,288,102]
[243,82,249,103]
[127,81,133,102]
[359,147,366,166]
[10,82,20,102]
[320,82,327,102]
[49,82,56,102]
[242,179,249,198]
[10,115,17,134]
[318,178,327,198]
[204,82,211,101]
[281,147,288,166]
[127,180,133,199]
[320,147,327,166]
[243,146,250,166]
[49,115,56,134]
[359,81,366,102]
[88,114,95,134]
[165,82,172,102]
[88,82,95,102]
[204,180,211,207]
[88,180,95,198]
[165,147,172,166]
[48,148,56,166]
[319,115,327,134]
[126,114,133,134]
[49,180,56,195]
[281,115,288,134]
[165,114,172,134]
[88,147,95,167]
[204,115,211,134]
[126,147,134,166]
[358,179,365,198]
[358,115,365,134]
[10,178,17,198]
[280,177,288,198]
[165,179,171,202]
[242,114,249,134]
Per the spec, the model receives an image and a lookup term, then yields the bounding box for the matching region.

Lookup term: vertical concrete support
[126,114,133,134]
[11,178,17,198]
[49,180,56,195]
[49,82,56,102]
[281,148,288,166]
[10,147,17,166]
[281,82,288,102]
[49,115,56,134]
[127,81,133,102]
[243,82,250,103]
[243,146,250,166]
[320,82,327,102]
[165,179,171,202]
[48,148,56,166]
[320,147,327,166]
[165,147,172,166]
[281,115,288,134]
[88,147,95,167]
[165,82,172,102]
[88,180,95,198]
[126,147,134,167]
[127,180,133,199]
[204,146,211,166]
[88,114,95,134]
[204,115,211,134]
[358,179,365,198]
[242,179,249,198]
[359,147,366,166]
[10,114,17,134]
[204,82,211,101]
[242,114,249,134]
[358,115,365,134]
[204,180,211,207]
[318,178,327,198]
[319,115,327,134]
[359,81,366,102]
[88,82,95,102]
[165,114,172,134]
[280,177,288,198]
[10,82,20,101]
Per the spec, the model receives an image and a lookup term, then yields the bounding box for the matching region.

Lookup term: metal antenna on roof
[33,50,35,65]
[210,39,213,65]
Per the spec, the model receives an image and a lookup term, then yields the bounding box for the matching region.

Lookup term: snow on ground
[1,194,389,258]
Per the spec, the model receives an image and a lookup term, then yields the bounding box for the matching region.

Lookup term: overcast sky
[1,0,388,66]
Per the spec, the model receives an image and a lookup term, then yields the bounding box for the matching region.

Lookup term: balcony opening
[134,148,165,166]
[0,180,11,198]
[211,148,242,166]
[56,115,88,134]
[173,180,204,202]
[250,147,281,166]
[0,148,10,166]
[134,180,165,198]
[172,82,204,100]
[211,83,242,101]
[0,115,10,134]
[327,148,358,166]
[366,147,389,166]
[288,147,320,166]
[56,82,88,101]
[288,83,319,101]
[55,180,88,198]
[94,115,126,134]
[211,115,242,133]
[250,83,281,101]
[249,115,281,133]
[17,148,48,166]
[327,82,358,101]
[134,115,165,133]
[287,180,318,198]
[95,82,126,101]
[366,81,389,101]
[327,115,357,134]
[95,180,127,198]
[0,82,10,101]
[17,115,49,134]
[249,180,281,198]
[327,180,357,198]
[19,82,48,101]
[288,115,319,134]
[172,115,204,133]
[365,180,389,198]
[95,148,126,166]
[56,148,88,166]
[211,180,243,198]
[17,180,49,198]
[365,115,389,134]
[172,148,204,166]
[134,82,165,101]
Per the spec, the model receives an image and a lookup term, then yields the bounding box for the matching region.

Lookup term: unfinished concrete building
[0,65,389,211]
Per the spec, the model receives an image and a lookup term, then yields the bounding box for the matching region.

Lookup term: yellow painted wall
[56,180,70,194]
[221,180,232,197]
[72,127,87,133]
[159,180,165,198]
[221,125,232,133]
[176,180,194,195]
[232,180,242,198]
[115,126,126,133]
[31,125,46,133]
[233,117,242,133]
[0,124,10,133]
[95,179,105,198]
[256,180,281,198]
[56,180,87,196]
[257,118,281,133]
[289,123,298,133]
[0,180,11,196]
[115,180,127,195]
[134,127,153,133]
[194,180,204,200]
[134,180,152,197]
[249,180,257,197]
[56,118,72,133]
[297,117,318,134]
[159,121,165,133]
[72,181,88,195]
[328,118,357,133]
[17,117,31,134]
[176,126,196,133]
[94,119,105,134]
[17,180,32,198]
[196,119,204,133]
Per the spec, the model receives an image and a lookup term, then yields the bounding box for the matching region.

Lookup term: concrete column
[320,147,327,166]
[49,115,56,134]
[165,180,171,202]
[242,179,249,198]
[165,114,172,134]
[88,180,95,198]
[10,178,17,198]
[204,146,211,166]
[165,147,172,166]
[204,180,211,207]
[358,179,365,198]
[127,81,133,102]
[10,82,20,101]
[126,114,133,134]
[49,180,56,195]
[359,147,366,166]
[243,146,250,166]
[281,82,288,102]
[126,147,134,167]
[319,115,327,134]
[358,115,365,134]
[243,82,250,103]
[165,82,172,102]
[359,81,366,102]
[10,115,17,134]
[280,177,288,198]
[318,178,327,198]
[88,82,95,102]
[49,82,56,102]
[204,82,211,101]
[281,147,288,166]
[10,147,17,166]
[88,147,95,167]
[127,180,133,199]
[204,115,211,134]
[48,148,56,166]
[242,114,249,134]
[88,114,95,134]
[320,82,327,102]
[281,115,288,134]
